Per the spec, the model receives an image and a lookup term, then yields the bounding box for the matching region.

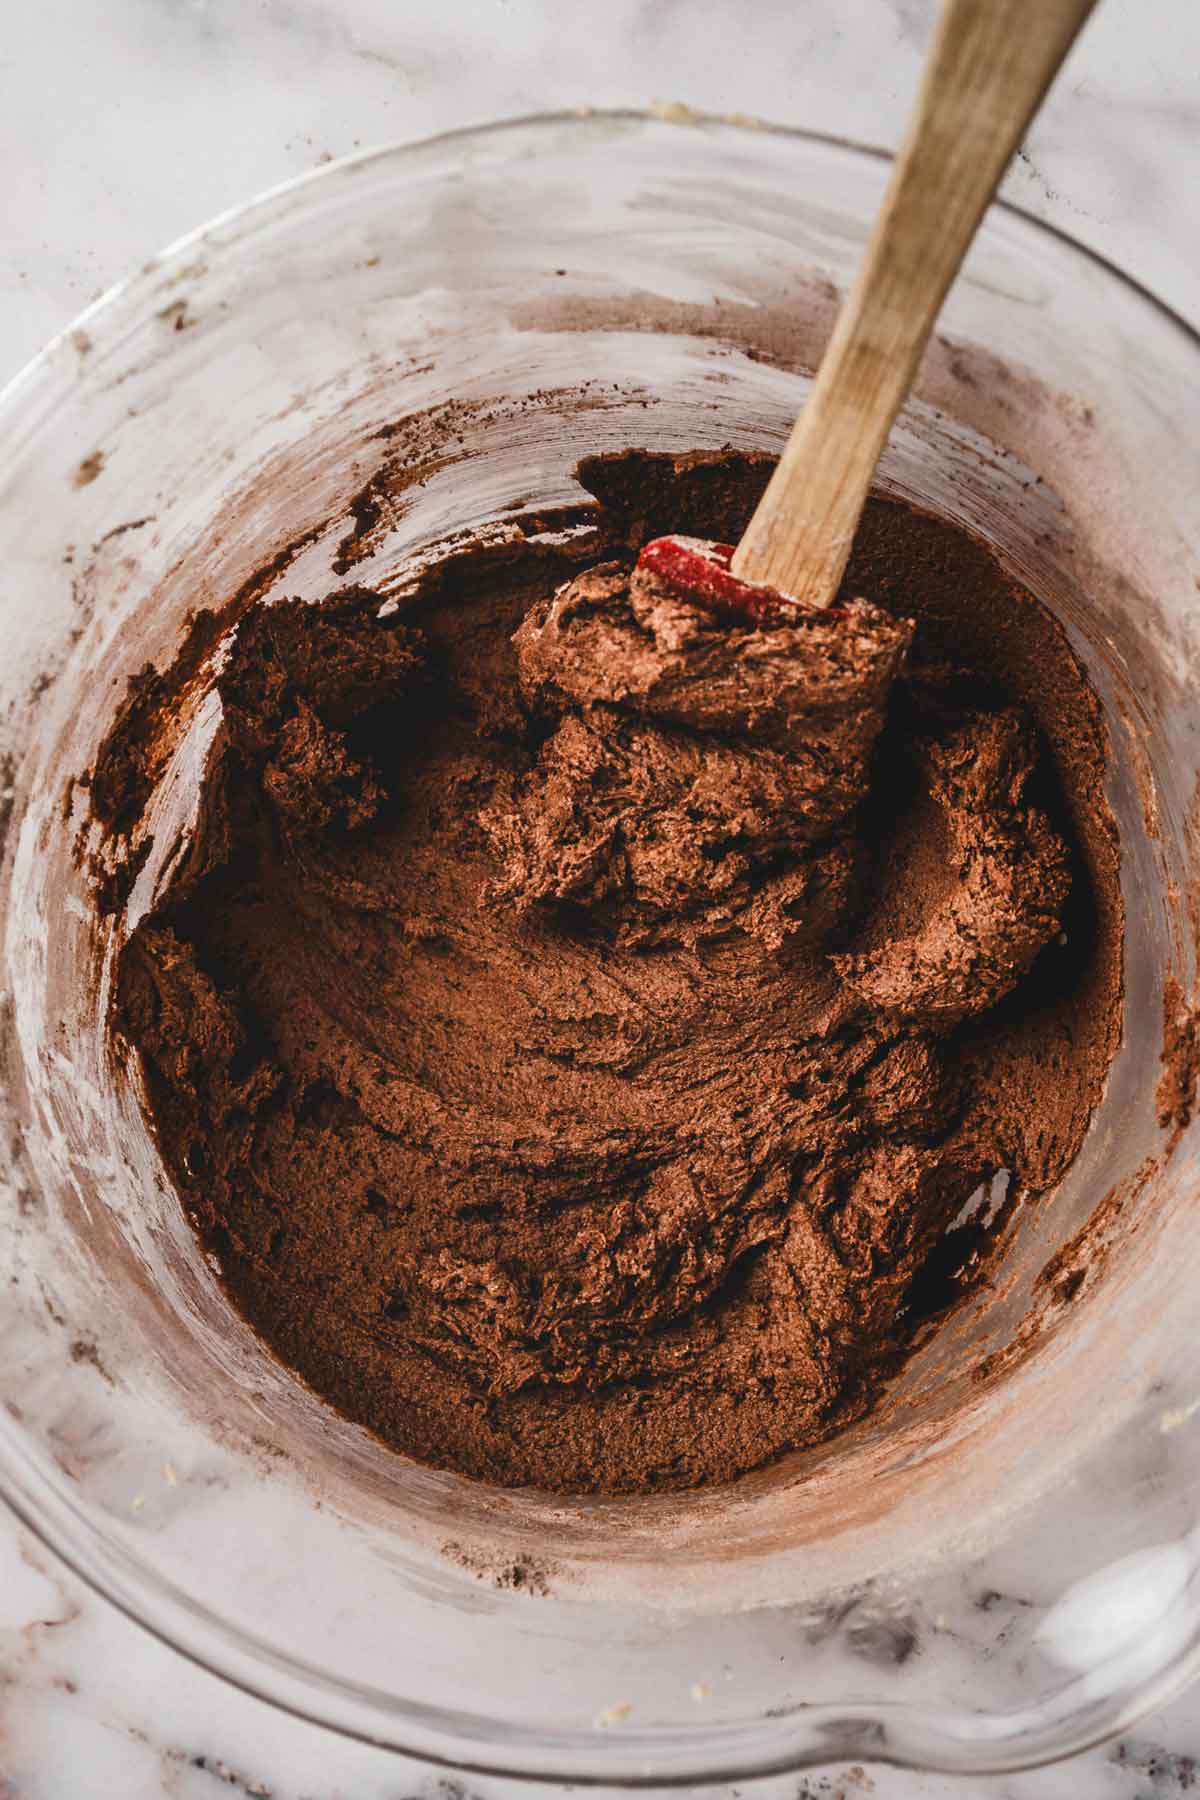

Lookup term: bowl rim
[3,106,1200,1785]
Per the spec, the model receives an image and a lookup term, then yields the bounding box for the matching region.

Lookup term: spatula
[637,0,1098,618]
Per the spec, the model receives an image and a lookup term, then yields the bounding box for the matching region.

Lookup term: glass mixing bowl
[2,113,1200,1786]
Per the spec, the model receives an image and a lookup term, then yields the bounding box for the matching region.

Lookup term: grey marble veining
[3,2,1200,1795]
[7,0,1200,390]
[6,1502,1200,1799]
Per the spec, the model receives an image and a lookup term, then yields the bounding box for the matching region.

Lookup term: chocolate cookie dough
[112,450,1122,1494]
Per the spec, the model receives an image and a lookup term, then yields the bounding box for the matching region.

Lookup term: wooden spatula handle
[730,0,1098,608]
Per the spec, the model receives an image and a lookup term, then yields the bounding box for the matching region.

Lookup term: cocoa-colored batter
[112,451,1122,1493]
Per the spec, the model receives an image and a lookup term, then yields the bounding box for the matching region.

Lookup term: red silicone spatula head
[635,535,803,626]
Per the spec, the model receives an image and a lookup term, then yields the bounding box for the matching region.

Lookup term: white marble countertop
[4,2,1200,1795]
